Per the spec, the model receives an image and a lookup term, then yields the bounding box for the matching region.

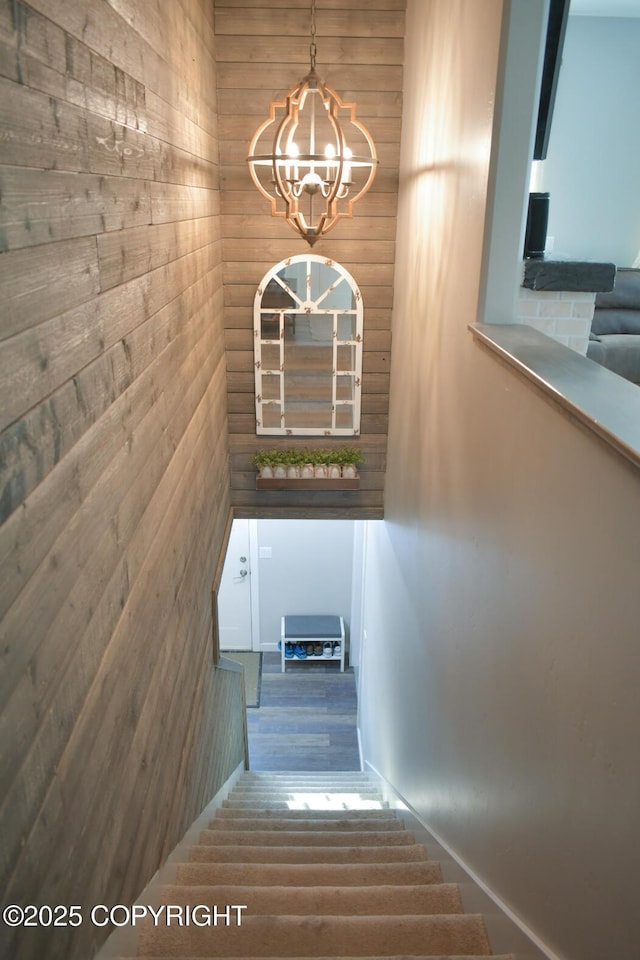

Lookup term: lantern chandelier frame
[246,0,379,245]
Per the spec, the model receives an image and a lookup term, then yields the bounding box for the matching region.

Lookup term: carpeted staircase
[127,771,514,960]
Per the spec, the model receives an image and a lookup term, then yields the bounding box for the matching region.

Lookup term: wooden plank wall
[0,2,244,958]
[215,0,405,519]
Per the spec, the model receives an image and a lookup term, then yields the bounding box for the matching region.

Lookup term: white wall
[358,3,640,960]
[256,519,355,650]
[539,15,640,265]
[348,521,368,670]
[478,0,548,325]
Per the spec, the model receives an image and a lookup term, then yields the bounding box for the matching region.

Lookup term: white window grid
[254,255,363,436]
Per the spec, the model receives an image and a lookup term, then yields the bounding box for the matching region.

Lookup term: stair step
[218,804,391,817]
[234,771,372,778]
[158,882,463,916]
[241,769,370,773]
[239,772,371,780]
[230,778,378,786]
[208,817,404,833]
[238,770,376,783]
[231,779,381,796]
[226,790,384,801]
[224,793,387,804]
[198,829,415,847]
[135,912,491,957]
[188,843,429,864]
[233,776,380,790]
[126,955,515,960]
[175,860,444,887]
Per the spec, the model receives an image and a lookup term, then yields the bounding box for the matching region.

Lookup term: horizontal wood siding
[215,0,404,519]
[0,2,242,958]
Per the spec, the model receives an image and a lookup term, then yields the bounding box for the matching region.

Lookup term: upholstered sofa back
[587,269,640,385]
[591,268,640,336]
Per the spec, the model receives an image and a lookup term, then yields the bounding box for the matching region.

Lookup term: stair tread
[209,817,403,831]
[229,781,378,787]
[230,781,378,784]
[229,783,381,790]
[136,913,492,957]
[219,805,392,816]
[175,860,444,886]
[188,844,429,863]
[231,781,377,787]
[231,775,376,780]
[229,782,381,788]
[227,789,383,803]
[156,882,463,915]
[239,773,373,780]
[199,829,415,846]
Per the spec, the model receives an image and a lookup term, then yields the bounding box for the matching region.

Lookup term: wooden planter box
[256,474,360,490]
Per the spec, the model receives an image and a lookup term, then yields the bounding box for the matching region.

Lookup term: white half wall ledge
[469,322,640,469]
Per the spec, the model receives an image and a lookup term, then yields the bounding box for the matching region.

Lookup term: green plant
[309,448,331,465]
[251,449,280,468]
[252,446,363,469]
[333,446,363,465]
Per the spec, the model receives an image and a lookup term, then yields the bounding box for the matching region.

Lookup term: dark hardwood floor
[246,652,361,772]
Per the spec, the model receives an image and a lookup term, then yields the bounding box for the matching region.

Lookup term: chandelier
[246,0,378,245]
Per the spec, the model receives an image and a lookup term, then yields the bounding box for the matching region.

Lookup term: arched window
[254,254,363,436]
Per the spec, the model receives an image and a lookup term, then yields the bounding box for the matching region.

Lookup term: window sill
[469,323,640,470]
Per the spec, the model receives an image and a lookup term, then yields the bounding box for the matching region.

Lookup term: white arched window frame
[254,254,363,436]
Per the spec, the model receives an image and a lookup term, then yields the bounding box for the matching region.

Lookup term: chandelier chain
[309,0,317,70]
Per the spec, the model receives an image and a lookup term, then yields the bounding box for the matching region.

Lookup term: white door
[218,520,254,651]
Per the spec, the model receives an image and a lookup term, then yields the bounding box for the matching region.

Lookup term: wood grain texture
[217,36,404,65]
[217,62,403,93]
[215,8,404,38]
[214,0,404,8]
[0,1,404,954]
[215,3,402,519]
[0,3,242,959]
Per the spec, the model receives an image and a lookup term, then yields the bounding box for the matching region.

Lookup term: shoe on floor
[323,642,332,657]
[294,644,307,658]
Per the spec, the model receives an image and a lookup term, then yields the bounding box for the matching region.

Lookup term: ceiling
[570,0,640,15]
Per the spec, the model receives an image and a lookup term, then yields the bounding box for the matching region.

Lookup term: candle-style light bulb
[287,141,300,182]
[324,143,336,181]
[342,146,352,185]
